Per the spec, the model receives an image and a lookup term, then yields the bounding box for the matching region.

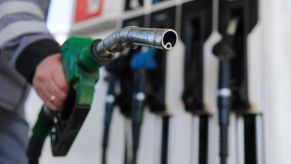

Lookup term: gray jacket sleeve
[0,0,60,83]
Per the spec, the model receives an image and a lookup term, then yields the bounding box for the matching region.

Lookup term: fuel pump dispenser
[214,0,260,163]
[180,1,213,163]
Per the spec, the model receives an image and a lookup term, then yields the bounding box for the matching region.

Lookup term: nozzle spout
[91,26,178,63]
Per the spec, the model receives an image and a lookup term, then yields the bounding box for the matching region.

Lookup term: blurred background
[25,0,291,164]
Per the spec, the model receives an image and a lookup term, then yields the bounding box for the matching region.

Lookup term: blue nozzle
[130,48,157,70]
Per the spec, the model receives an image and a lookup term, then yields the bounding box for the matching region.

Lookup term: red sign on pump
[74,0,103,23]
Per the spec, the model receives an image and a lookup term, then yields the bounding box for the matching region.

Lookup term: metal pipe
[91,26,178,63]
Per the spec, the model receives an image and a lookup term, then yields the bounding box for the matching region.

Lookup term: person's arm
[0,0,68,110]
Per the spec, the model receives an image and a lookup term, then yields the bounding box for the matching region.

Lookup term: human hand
[33,53,69,111]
